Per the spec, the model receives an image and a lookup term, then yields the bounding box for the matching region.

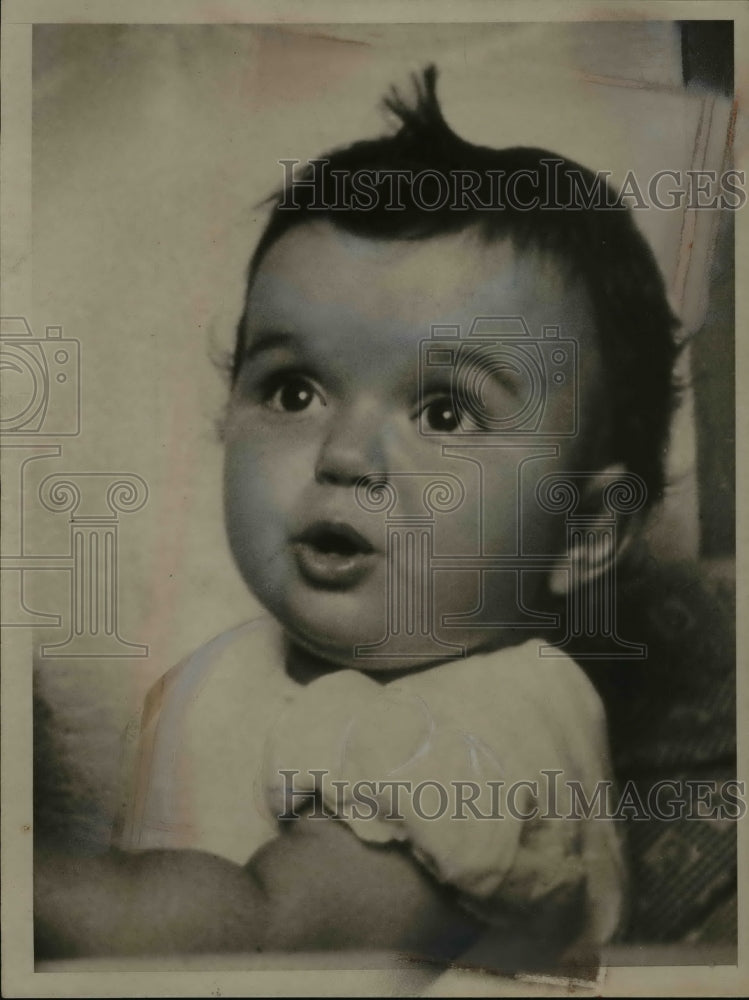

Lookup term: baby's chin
[247,582,419,673]
[277,615,466,677]
[248,577,532,676]
[276,610,524,678]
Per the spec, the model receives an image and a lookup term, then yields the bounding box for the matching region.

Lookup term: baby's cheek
[432,571,481,619]
[224,439,295,516]
[224,450,282,569]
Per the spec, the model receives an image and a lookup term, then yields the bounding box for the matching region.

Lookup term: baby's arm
[250,811,582,964]
[34,816,481,959]
[247,809,482,954]
[34,842,264,958]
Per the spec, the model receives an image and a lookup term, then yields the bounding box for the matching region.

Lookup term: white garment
[117,614,625,944]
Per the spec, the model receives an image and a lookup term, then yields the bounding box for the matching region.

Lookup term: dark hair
[232,66,680,504]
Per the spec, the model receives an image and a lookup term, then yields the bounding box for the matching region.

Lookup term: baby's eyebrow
[243,330,302,362]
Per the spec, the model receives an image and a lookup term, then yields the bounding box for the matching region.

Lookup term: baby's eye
[262,373,326,414]
[419,396,462,433]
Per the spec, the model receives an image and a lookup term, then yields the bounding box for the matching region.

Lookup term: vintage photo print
[2,2,747,996]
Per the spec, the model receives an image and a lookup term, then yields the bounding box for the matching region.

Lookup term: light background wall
[23,22,733,848]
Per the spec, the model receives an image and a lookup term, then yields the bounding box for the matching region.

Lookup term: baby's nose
[314,405,386,486]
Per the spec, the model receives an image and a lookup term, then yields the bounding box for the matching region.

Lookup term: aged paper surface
[2,1,747,996]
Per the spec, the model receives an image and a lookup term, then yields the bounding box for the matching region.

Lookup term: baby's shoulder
[394,638,604,731]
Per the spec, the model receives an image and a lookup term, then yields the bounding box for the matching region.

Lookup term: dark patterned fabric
[573,553,737,946]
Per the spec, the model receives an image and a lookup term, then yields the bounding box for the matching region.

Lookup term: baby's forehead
[246,221,598,356]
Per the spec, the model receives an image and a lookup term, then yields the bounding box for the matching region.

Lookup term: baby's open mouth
[299,522,374,556]
[292,521,375,588]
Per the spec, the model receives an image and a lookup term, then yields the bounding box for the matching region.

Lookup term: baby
[36,67,679,966]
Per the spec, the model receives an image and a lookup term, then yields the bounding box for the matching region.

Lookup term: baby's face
[224,221,604,671]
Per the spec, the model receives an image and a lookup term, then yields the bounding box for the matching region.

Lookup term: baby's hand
[247,808,482,957]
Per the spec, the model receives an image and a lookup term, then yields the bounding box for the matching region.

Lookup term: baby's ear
[547,463,643,597]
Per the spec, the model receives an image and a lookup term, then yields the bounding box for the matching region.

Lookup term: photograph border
[2,1,746,996]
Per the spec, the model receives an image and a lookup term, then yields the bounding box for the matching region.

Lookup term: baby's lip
[290,520,378,590]
[292,520,375,556]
